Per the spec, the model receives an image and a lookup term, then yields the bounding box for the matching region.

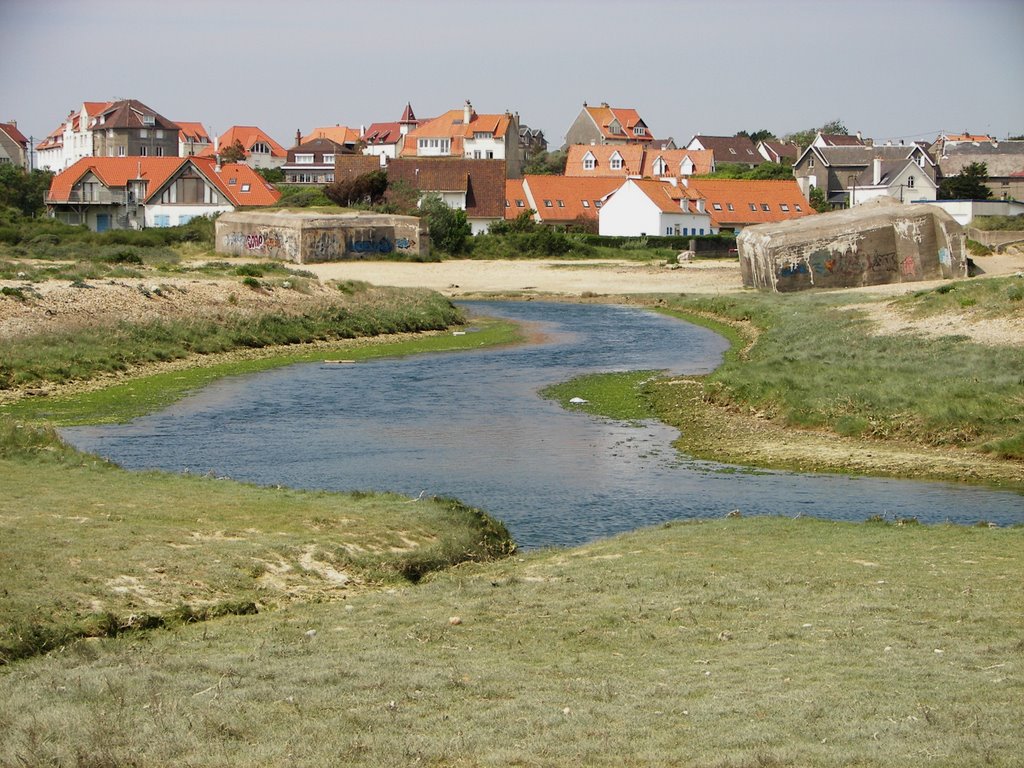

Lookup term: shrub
[241,276,261,289]
[235,264,264,277]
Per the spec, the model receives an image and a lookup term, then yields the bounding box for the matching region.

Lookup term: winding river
[62,301,1023,549]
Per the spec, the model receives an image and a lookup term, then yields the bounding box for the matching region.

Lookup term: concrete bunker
[215,210,429,264]
[737,198,967,292]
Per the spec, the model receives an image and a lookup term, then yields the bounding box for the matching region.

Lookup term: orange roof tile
[217,126,287,158]
[302,126,362,145]
[521,175,623,222]
[505,179,528,219]
[682,179,814,228]
[625,179,691,215]
[176,121,210,143]
[564,144,646,177]
[192,158,281,207]
[585,104,653,143]
[647,149,715,177]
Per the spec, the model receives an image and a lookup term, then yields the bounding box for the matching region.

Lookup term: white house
[599,178,714,237]
[848,158,938,206]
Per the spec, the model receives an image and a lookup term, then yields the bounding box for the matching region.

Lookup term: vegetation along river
[62,301,1024,549]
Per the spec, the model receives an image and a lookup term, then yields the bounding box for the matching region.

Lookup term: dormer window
[583,151,596,171]
[653,157,667,175]
[633,126,644,136]
[252,142,271,154]
[473,132,493,140]
[142,115,155,126]
[228,177,237,185]
[296,154,314,164]
[609,151,623,171]
[727,203,735,211]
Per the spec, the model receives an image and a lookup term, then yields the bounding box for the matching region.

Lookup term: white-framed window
[749,203,757,211]
[713,202,722,211]
[155,146,164,156]
[516,200,525,207]
[594,200,602,208]
[251,142,271,154]
[323,154,335,164]
[727,203,735,211]
[504,199,510,208]
[666,226,673,235]
[653,157,667,175]
[729,148,737,155]
[241,183,251,192]
[296,154,314,164]
[794,204,802,211]
[583,152,596,170]
[780,204,789,211]
[142,115,155,126]
[473,150,481,159]
[809,156,814,168]
[473,132,493,139]
[140,129,148,138]
[544,199,552,208]
[907,175,915,188]
[761,203,770,211]
[634,126,645,136]
[557,200,564,208]
[581,200,590,208]
[486,150,494,159]
[155,130,163,139]
[609,152,623,170]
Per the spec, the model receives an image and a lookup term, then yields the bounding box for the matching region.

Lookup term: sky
[2,0,1022,153]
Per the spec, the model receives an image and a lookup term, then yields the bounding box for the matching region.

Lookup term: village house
[681,178,814,233]
[176,121,211,157]
[46,156,279,232]
[599,178,713,237]
[756,139,799,165]
[563,145,714,179]
[562,102,655,150]
[282,127,362,184]
[35,101,111,171]
[89,99,180,160]
[935,140,1024,201]
[362,103,420,165]
[685,134,763,168]
[400,101,523,178]
[203,126,287,169]
[0,121,30,169]
[505,175,622,228]
[386,158,506,234]
[792,143,936,208]
[811,131,866,148]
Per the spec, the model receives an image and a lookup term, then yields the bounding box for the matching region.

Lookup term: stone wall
[737,199,967,292]
[215,210,429,264]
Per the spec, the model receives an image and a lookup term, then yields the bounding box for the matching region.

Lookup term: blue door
[96,214,111,233]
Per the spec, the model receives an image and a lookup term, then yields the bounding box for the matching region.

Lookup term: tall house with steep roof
[562,102,654,150]
[400,101,522,178]
[0,122,30,169]
[90,99,180,159]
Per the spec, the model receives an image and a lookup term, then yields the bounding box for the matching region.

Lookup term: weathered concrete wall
[966,227,1024,250]
[215,210,429,263]
[737,198,967,292]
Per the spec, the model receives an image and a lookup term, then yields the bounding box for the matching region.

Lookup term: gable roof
[215,126,287,158]
[515,175,624,222]
[682,179,813,228]
[362,122,403,146]
[937,141,1024,177]
[623,179,692,214]
[852,158,939,189]
[302,126,361,146]
[47,156,280,207]
[648,149,715,176]
[387,158,506,219]
[0,122,29,146]
[757,140,799,163]
[176,121,210,144]
[795,143,935,171]
[583,103,653,143]
[564,144,646,176]
[687,134,762,163]
[91,99,178,131]
[401,105,513,157]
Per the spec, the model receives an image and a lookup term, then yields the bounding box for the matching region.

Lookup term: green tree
[809,186,829,213]
[0,165,53,217]
[522,149,567,175]
[699,162,794,180]
[256,167,284,183]
[939,162,993,200]
[736,129,776,144]
[420,194,471,255]
[219,139,247,164]
[785,119,849,152]
[324,170,388,207]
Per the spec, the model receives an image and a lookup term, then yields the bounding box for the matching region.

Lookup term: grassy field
[1,516,1020,766]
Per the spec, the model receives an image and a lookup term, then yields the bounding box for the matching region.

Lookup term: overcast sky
[2,0,1022,152]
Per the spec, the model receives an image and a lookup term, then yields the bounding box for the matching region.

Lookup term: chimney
[464,100,472,124]
[873,158,882,185]
[295,129,301,146]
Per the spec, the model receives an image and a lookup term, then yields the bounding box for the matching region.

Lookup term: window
[505,199,510,208]
[544,199,552,207]
[155,130,163,139]
[749,203,757,211]
[155,146,164,157]
[794,204,802,211]
[241,183,250,192]
[634,126,645,136]
[251,142,271,154]
[581,200,590,208]
[809,157,815,168]
[516,199,525,207]
[713,202,722,211]
[296,154,314,164]
[761,203,770,211]
[178,215,193,225]
[323,154,335,164]
[727,203,734,211]
[142,115,155,126]
[729,148,737,154]
[583,154,596,171]
[154,215,170,227]
[610,152,623,170]
[473,150,482,159]
[907,175,915,188]
[780,204,789,211]
[594,200,602,208]
[666,226,674,235]
[557,200,565,208]
[486,151,494,159]
[228,177,237,185]
[140,129,148,138]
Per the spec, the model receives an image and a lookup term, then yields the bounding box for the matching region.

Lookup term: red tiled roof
[505,179,528,219]
[819,133,865,147]
[585,105,653,142]
[176,121,210,143]
[47,156,279,208]
[217,126,287,158]
[363,122,402,145]
[401,107,512,157]
[521,175,623,222]
[0,122,29,145]
[564,144,646,177]
[682,179,814,228]
[387,158,506,219]
[625,179,690,215]
[647,149,715,176]
[302,126,361,145]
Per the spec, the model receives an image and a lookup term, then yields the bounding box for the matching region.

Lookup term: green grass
[656,288,1024,456]
[0,421,513,665]
[896,275,1024,317]
[541,370,660,421]
[1,516,1020,766]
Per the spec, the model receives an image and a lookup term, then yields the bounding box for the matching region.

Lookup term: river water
[62,301,1023,549]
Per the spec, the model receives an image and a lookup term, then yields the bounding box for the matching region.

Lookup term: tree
[736,129,776,144]
[939,162,993,200]
[809,186,829,213]
[0,165,53,217]
[256,167,284,183]
[522,149,567,176]
[323,170,388,207]
[218,139,247,164]
[784,119,850,152]
[419,194,471,254]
